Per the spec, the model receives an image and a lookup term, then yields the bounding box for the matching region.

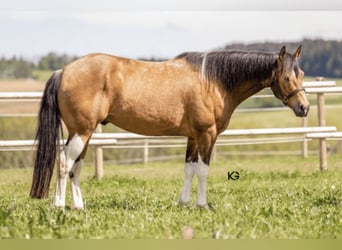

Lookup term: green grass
[32,70,53,81]
[0,77,341,239]
[0,156,341,239]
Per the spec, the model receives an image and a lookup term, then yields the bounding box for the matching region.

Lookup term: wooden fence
[0,81,341,177]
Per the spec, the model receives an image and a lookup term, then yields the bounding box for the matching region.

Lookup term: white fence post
[317,92,328,171]
[301,117,308,158]
[143,139,149,164]
[316,76,328,171]
[94,125,104,179]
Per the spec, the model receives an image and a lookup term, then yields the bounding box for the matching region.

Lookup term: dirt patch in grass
[0,80,45,114]
[0,79,45,92]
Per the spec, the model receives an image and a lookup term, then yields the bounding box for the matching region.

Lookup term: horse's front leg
[179,137,198,206]
[195,158,209,208]
[195,131,217,209]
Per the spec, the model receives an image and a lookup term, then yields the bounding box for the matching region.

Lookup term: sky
[1,1,342,59]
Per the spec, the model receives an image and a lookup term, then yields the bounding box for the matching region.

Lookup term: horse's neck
[231,78,270,107]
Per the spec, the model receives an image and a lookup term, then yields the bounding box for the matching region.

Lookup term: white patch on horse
[201,52,207,81]
[178,162,196,205]
[195,159,209,208]
[70,160,84,209]
[54,151,67,208]
[55,69,63,74]
[54,133,84,208]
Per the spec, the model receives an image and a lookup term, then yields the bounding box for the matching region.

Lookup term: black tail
[30,70,63,198]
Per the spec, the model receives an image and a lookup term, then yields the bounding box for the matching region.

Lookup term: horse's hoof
[52,204,66,211]
[178,201,191,207]
[71,205,84,210]
[196,204,209,210]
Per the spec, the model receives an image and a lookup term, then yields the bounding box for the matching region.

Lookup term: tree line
[0,53,78,79]
[223,39,342,78]
[0,39,341,79]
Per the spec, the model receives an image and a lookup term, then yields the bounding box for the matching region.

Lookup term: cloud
[1,0,342,11]
[0,10,341,58]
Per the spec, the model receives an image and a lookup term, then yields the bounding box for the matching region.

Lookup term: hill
[0,39,341,79]
[223,39,342,78]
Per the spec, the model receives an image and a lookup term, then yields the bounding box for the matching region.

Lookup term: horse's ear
[278,46,286,62]
[293,45,302,59]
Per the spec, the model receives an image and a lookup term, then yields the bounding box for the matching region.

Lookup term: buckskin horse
[30,46,309,209]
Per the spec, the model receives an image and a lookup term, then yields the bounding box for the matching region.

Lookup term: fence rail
[0,92,43,99]
[0,81,339,100]
[0,139,118,151]
[0,81,341,175]
[1,127,336,151]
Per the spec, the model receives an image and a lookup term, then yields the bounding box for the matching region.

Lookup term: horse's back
[106,57,198,135]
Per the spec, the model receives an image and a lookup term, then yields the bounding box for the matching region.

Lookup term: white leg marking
[195,160,209,208]
[70,160,84,209]
[54,150,67,208]
[178,162,196,205]
[54,134,84,208]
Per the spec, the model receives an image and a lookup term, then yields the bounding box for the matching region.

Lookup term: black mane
[176,50,282,91]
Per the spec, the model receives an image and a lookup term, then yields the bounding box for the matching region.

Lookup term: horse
[30,46,309,209]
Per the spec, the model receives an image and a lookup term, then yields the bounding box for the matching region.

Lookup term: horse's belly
[108,100,188,136]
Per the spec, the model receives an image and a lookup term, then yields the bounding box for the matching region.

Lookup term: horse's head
[271,45,310,117]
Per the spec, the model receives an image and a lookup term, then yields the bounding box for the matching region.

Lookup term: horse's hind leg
[69,141,89,210]
[54,133,89,209]
[69,159,84,209]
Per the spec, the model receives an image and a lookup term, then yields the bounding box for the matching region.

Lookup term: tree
[224,39,342,78]
[38,52,78,71]
[0,56,33,79]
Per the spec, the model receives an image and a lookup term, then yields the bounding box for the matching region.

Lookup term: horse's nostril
[295,104,308,117]
[299,104,309,117]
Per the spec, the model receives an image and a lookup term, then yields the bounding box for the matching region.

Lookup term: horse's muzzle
[294,104,310,117]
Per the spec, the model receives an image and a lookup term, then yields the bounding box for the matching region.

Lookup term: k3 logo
[227,171,240,181]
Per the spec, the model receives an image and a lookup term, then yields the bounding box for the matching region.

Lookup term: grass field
[0,78,341,239]
[0,156,341,239]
